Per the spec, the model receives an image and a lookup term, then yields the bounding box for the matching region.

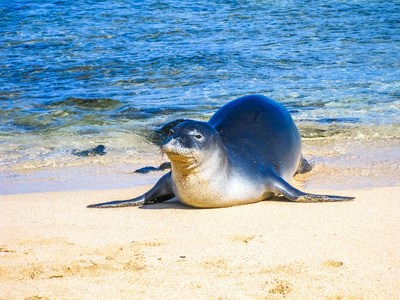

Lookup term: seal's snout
[162,120,214,160]
[162,120,223,160]
[162,133,189,158]
[167,128,187,145]
[163,134,189,155]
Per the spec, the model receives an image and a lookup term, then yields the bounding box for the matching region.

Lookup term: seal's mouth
[161,138,202,173]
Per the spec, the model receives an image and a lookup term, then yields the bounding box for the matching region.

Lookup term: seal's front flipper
[270,175,355,203]
[87,196,146,208]
[87,172,175,208]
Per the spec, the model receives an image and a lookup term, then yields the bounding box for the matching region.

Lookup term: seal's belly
[177,193,263,208]
[172,173,266,208]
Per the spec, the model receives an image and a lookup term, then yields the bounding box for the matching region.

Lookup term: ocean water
[1,0,400,173]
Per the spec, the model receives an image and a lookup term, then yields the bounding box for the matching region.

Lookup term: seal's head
[162,120,225,171]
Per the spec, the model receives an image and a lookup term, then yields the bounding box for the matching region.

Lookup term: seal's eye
[168,129,174,137]
[194,134,202,140]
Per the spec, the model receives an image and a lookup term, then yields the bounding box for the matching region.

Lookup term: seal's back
[208,94,302,180]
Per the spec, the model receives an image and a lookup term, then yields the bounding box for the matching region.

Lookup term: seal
[88,95,354,208]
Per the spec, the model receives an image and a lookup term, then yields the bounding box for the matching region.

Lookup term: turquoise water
[1,0,400,171]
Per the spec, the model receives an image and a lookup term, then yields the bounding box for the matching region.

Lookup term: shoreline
[1,136,399,195]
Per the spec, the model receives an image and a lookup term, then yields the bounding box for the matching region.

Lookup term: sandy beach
[1,158,400,299]
[1,137,399,299]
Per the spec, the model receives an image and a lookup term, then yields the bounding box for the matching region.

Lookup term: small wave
[63,66,100,73]
[299,123,400,139]
[112,104,186,120]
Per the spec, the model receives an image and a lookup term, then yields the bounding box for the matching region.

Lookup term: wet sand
[1,138,400,299]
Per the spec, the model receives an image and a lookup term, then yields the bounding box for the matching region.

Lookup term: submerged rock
[72,145,107,157]
[134,162,171,173]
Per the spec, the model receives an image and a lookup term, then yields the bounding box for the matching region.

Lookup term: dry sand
[1,138,400,299]
[1,184,399,299]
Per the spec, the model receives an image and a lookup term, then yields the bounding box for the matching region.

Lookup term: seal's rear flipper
[294,193,355,203]
[271,175,355,203]
[295,157,313,175]
[87,172,175,208]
